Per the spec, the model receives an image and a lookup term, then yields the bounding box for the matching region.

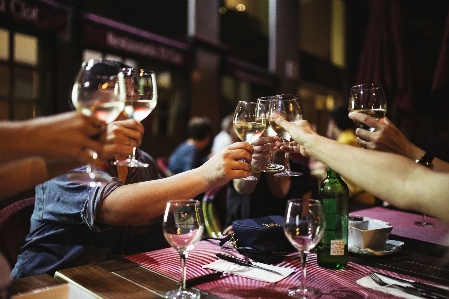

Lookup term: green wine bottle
[317,167,349,269]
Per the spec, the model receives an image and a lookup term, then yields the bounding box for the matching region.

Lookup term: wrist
[415,152,434,168]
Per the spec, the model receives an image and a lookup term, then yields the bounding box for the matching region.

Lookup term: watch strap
[415,152,434,167]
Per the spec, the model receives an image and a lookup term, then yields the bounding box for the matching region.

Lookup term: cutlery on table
[368,272,444,299]
[373,271,449,297]
[185,271,224,288]
[215,253,284,276]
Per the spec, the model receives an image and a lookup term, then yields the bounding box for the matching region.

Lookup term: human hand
[27,112,106,164]
[348,112,415,157]
[99,119,144,160]
[250,136,276,170]
[270,113,317,157]
[198,142,254,187]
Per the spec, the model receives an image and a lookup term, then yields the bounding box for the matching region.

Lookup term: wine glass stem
[179,252,187,290]
[300,252,307,293]
[130,147,137,161]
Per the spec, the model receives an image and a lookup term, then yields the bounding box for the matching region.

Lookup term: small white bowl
[348,220,392,249]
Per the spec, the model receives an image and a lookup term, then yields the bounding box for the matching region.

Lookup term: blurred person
[0,112,107,201]
[211,114,239,155]
[11,112,253,278]
[168,116,214,174]
[270,113,449,223]
[224,136,313,233]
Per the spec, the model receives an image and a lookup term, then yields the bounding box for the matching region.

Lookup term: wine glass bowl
[163,200,204,299]
[348,83,387,132]
[233,101,266,181]
[115,68,157,168]
[269,94,303,177]
[68,59,126,186]
[284,199,325,299]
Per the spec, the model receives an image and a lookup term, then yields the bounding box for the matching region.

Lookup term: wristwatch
[415,152,434,167]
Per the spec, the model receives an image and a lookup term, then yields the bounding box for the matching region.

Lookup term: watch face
[417,153,434,167]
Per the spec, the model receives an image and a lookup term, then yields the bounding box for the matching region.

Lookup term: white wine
[269,120,291,140]
[352,109,386,131]
[234,121,266,143]
[264,120,278,137]
[124,99,156,122]
[77,101,125,124]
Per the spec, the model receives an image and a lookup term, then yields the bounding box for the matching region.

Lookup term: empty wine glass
[284,199,326,299]
[256,96,284,173]
[163,200,204,299]
[233,101,267,181]
[114,68,157,168]
[270,94,303,177]
[68,59,126,186]
[348,83,387,132]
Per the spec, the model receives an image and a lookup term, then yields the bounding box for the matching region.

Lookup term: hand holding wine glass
[114,68,157,168]
[284,199,325,299]
[68,59,126,186]
[163,200,204,299]
[269,94,303,177]
[348,83,387,132]
[233,101,266,181]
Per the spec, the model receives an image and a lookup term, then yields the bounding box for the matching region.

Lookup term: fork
[368,272,441,299]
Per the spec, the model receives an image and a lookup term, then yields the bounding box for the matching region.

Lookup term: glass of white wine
[163,200,204,299]
[233,101,266,181]
[348,83,387,132]
[256,96,284,173]
[114,68,157,168]
[269,94,303,177]
[68,59,126,186]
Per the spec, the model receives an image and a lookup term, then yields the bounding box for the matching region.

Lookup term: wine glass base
[165,288,201,299]
[114,158,149,168]
[287,287,322,298]
[67,171,112,187]
[274,171,303,177]
[414,221,435,228]
[241,175,259,181]
[260,164,284,173]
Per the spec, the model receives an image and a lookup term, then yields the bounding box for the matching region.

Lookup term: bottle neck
[327,167,339,178]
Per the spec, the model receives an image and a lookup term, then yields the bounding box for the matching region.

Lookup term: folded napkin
[357,274,424,299]
[203,259,294,283]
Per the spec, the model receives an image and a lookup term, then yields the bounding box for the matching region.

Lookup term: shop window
[0,29,9,61]
[14,33,38,66]
[14,67,37,100]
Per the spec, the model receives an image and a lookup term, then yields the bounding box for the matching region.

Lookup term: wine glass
[68,59,126,187]
[414,213,435,228]
[114,68,157,168]
[233,101,267,181]
[284,199,326,299]
[256,96,284,173]
[348,83,387,132]
[269,94,303,177]
[163,200,204,299]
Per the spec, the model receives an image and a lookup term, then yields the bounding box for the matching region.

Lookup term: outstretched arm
[271,113,449,222]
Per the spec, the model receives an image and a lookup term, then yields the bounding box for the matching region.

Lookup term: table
[11,239,449,299]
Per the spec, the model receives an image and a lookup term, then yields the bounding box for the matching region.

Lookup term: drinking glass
[414,213,435,228]
[348,83,387,132]
[114,68,157,167]
[68,59,126,186]
[256,96,284,173]
[163,200,204,299]
[284,199,325,299]
[269,94,303,177]
[233,101,266,181]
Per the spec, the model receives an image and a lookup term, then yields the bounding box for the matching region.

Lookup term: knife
[374,272,449,298]
[215,253,284,276]
[185,271,224,288]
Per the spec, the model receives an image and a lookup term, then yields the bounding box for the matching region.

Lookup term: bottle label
[330,240,345,256]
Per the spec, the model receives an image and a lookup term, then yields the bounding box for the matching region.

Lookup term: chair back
[0,197,34,267]
[155,157,173,177]
[202,184,227,238]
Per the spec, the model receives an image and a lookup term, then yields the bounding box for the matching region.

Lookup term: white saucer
[349,239,404,256]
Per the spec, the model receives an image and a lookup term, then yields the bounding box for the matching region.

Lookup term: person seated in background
[210,114,239,156]
[224,136,314,234]
[270,112,449,223]
[0,112,106,201]
[11,113,254,279]
[168,116,214,174]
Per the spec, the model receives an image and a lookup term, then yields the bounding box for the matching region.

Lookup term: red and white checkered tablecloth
[126,239,439,299]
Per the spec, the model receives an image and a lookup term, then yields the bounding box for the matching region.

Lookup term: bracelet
[415,152,434,167]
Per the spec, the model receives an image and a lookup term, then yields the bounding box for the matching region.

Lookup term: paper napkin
[203,259,294,283]
[357,275,425,299]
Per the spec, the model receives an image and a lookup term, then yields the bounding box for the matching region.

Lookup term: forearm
[98,167,212,225]
[0,122,37,162]
[404,144,449,172]
[304,134,449,221]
